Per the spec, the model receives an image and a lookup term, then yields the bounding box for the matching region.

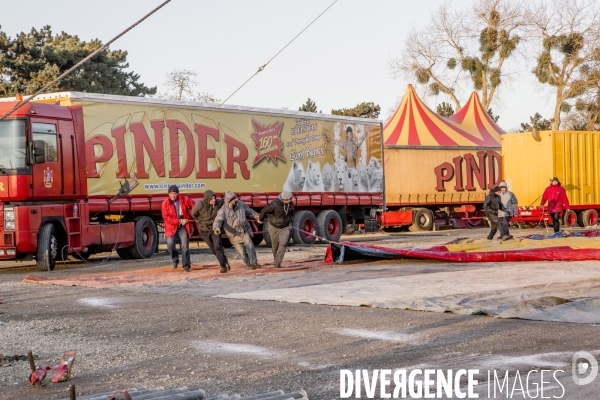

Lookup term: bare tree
[389,0,526,111]
[529,0,600,129]
[159,69,220,102]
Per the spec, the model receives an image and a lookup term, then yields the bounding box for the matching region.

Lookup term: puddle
[77,297,120,308]
[334,328,420,343]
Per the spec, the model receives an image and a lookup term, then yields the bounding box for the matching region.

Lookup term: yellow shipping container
[502,130,600,208]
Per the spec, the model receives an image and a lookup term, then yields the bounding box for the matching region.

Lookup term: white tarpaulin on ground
[218,261,600,324]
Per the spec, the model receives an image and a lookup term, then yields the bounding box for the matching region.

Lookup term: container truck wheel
[580,209,598,227]
[409,208,434,232]
[562,210,578,228]
[317,210,343,242]
[37,223,58,271]
[291,211,317,245]
[263,220,272,248]
[127,216,158,259]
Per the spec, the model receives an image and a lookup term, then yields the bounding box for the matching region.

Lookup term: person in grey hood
[497,182,518,240]
[191,190,230,273]
[213,191,261,270]
[258,191,295,268]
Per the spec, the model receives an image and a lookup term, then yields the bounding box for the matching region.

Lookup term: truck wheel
[116,248,132,259]
[317,210,343,242]
[263,220,272,248]
[291,211,317,245]
[580,209,598,227]
[37,223,58,271]
[563,210,578,228]
[409,208,434,232]
[127,216,158,259]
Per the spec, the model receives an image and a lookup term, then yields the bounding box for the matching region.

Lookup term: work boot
[497,235,503,240]
[183,267,190,273]
[252,263,261,269]
[503,235,514,241]
[172,261,179,269]
[220,265,228,273]
[225,261,231,272]
[274,264,281,268]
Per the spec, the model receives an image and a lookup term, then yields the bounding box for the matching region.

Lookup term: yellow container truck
[502,130,600,227]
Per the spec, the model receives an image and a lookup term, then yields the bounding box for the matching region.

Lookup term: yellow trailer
[502,130,600,227]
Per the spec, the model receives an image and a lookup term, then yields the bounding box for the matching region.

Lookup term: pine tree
[0,25,156,97]
[298,98,319,113]
[331,102,381,119]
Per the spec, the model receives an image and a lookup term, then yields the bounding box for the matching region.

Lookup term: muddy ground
[2,227,600,399]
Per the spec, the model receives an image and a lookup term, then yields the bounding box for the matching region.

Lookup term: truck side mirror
[33,140,46,164]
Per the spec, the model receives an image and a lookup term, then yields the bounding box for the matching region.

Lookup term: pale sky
[2,0,555,132]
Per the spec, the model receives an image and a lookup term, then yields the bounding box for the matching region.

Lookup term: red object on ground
[325,241,600,264]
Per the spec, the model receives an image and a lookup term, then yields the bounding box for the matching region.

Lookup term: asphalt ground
[2,226,600,400]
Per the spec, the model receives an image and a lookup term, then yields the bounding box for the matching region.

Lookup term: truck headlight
[5,221,15,230]
[5,211,14,221]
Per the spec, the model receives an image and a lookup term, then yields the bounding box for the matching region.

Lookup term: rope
[0,0,172,121]
[137,0,339,178]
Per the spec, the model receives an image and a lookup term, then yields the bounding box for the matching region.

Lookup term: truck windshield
[0,120,27,170]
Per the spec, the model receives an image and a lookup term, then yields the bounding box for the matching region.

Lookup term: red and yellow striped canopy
[384,85,504,147]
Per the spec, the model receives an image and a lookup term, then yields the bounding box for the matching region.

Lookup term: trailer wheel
[409,208,434,232]
[291,211,317,245]
[263,220,272,248]
[37,223,58,271]
[580,209,598,227]
[317,210,343,242]
[116,248,132,259]
[563,210,578,228]
[127,216,158,259]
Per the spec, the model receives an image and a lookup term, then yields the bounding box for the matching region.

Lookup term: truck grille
[3,233,12,245]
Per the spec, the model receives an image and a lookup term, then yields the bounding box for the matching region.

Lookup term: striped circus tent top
[383,85,505,147]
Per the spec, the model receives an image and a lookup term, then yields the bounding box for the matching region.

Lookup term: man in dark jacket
[258,191,295,268]
[191,190,230,273]
[483,186,507,240]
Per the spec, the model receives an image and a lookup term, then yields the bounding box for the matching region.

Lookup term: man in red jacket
[540,177,570,233]
[161,185,196,272]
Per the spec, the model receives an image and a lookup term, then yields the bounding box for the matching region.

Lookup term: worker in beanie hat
[213,191,262,270]
[258,191,295,268]
[161,184,195,272]
[483,185,507,240]
[540,176,570,233]
[497,182,518,241]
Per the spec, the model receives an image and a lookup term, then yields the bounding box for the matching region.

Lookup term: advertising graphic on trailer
[72,101,382,196]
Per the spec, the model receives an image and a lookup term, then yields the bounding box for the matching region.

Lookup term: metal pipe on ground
[254,391,307,400]
[133,388,192,400]
[147,390,205,400]
[59,388,149,400]
[238,391,284,400]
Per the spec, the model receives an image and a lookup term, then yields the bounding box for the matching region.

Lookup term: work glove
[180,218,188,226]
[540,205,544,213]
[257,219,263,224]
[214,228,221,235]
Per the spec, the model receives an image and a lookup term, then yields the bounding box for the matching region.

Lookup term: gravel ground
[3,226,600,399]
